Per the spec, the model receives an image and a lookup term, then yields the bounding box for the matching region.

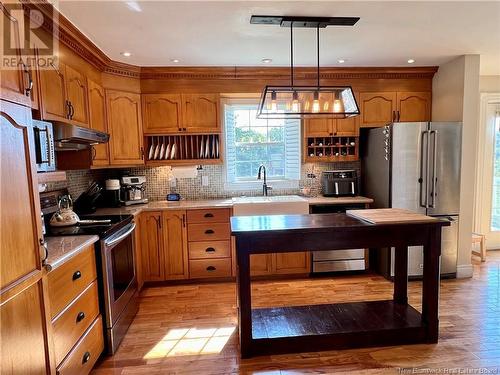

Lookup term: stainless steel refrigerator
[361,122,462,278]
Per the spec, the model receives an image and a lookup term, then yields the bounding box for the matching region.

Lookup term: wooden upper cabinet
[1,101,44,291]
[140,212,164,282]
[39,62,67,120]
[397,91,431,122]
[162,210,188,280]
[142,94,182,133]
[182,94,219,133]
[64,64,89,126]
[305,118,332,137]
[105,90,144,165]
[0,4,30,106]
[359,92,397,128]
[334,116,359,136]
[88,80,109,166]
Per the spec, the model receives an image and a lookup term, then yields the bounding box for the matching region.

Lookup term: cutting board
[346,208,438,224]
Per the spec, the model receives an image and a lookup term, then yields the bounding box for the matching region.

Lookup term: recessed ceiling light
[171,59,180,63]
[337,59,345,64]
[407,59,415,64]
[261,58,273,64]
[121,51,131,57]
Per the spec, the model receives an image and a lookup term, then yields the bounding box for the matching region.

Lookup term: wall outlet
[201,175,209,187]
[419,263,424,269]
[170,178,177,188]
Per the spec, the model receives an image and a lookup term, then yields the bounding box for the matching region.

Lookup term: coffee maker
[120,176,148,206]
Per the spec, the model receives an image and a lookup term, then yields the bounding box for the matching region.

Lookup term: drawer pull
[82,351,91,364]
[72,270,82,281]
[205,247,216,253]
[205,229,214,234]
[204,213,214,218]
[206,266,216,271]
[76,311,85,323]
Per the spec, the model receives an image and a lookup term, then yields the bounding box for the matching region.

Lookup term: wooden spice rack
[145,134,223,166]
[305,136,359,162]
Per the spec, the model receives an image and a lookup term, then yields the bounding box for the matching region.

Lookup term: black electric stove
[46,214,133,238]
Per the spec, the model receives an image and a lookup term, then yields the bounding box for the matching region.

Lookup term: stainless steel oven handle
[104,223,136,247]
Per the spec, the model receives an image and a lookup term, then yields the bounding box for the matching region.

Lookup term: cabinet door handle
[76,311,85,323]
[69,101,75,119]
[204,229,214,234]
[397,111,401,122]
[66,100,71,118]
[206,266,216,271]
[205,247,216,253]
[392,110,396,122]
[22,63,33,96]
[92,146,97,160]
[204,213,214,218]
[82,351,91,364]
[72,270,82,281]
[182,214,186,227]
[157,216,162,229]
[140,147,144,159]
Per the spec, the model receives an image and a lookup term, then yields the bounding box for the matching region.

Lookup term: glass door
[477,98,500,249]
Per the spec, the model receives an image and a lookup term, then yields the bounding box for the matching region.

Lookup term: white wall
[432,55,481,278]
[480,75,500,93]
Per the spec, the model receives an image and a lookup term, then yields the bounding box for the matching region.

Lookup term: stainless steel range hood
[53,122,109,151]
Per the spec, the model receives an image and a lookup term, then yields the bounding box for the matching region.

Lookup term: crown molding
[20,1,438,81]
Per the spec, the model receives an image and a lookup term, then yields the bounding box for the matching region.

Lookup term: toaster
[321,170,358,197]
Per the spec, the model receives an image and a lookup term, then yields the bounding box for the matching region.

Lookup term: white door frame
[475,93,500,249]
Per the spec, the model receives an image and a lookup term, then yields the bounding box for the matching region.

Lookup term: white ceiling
[57,1,500,75]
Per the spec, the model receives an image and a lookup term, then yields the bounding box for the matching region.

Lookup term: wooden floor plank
[92,251,500,374]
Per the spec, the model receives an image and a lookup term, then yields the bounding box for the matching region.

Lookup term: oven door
[101,222,137,328]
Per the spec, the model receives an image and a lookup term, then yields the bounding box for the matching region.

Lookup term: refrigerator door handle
[429,130,438,208]
[419,130,430,208]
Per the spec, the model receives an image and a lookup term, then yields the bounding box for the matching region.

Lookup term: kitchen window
[223,99,301,190]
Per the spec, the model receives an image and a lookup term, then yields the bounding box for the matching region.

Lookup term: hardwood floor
[93,251,500,374]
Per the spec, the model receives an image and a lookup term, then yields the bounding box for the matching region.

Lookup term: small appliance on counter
[105,179,121,207]
[321,170,358,197]
[120,176,148,206]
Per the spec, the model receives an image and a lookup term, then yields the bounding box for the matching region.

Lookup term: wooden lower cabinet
[140,211,164,282]
[139,210,189,282]
[162,210,189,280]
[1,280,51,374]
[250,252,310,276]
[57,316,104,375]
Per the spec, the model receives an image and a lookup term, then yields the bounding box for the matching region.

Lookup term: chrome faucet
[257,164,272,196]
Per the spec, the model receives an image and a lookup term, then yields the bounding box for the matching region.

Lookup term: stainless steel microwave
[32,120,56,172]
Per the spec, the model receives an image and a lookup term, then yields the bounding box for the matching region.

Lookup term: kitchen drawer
[57,315,104,375]
[189,258,232,278]
[48,245,97,319]
[188,240,231,259]
[188,223,230,241]
[53,281,100,366]
[187,208,230,224]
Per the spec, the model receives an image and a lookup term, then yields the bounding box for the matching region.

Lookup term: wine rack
[305,136,359,162]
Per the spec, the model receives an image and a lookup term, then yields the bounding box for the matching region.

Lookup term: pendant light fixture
[251,16,361,119]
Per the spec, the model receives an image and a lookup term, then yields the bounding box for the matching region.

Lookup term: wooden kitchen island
[230,212,449,358]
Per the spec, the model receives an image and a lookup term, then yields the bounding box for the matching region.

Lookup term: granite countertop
[91,196,373,216]
[45,235,99,272]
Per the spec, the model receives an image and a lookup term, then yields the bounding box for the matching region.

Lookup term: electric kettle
[50,194,80,227]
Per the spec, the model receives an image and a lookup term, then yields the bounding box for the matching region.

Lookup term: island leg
[393,246,408,304]
[236,238,252,358]
[421,227,442,343]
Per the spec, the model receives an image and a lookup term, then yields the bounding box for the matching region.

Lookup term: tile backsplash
[47,162,360,201]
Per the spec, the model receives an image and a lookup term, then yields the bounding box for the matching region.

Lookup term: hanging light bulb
[312,91,320,113]
[271,91,277,112]
[333,91,345,113]
[291,91,300,112]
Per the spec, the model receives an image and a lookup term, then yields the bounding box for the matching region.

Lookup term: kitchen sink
[232,195,309,216]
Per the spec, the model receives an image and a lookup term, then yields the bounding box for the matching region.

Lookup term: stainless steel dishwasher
[309,203,367,273]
